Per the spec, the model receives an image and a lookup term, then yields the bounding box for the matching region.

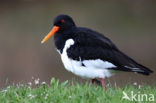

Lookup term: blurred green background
[0,0,155,87]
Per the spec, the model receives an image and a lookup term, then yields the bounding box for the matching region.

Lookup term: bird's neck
[54,27,75,53]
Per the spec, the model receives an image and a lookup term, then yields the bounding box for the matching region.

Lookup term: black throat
[54,27,76,53]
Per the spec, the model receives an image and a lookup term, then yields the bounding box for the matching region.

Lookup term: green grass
[0,78,155,103]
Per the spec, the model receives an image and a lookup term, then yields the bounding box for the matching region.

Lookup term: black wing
[67,27,153,75]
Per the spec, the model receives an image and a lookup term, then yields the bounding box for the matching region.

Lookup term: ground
[0,78,155,103]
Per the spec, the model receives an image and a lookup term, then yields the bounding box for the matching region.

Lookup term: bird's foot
[91,78,107,90]
[91,79,95,84]
[100,78,106,91]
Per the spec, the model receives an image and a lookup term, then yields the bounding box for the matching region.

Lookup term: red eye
[61,19,65,23]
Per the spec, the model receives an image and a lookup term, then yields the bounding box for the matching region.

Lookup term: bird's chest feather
[59,39,115,78]
[60,39,75,72]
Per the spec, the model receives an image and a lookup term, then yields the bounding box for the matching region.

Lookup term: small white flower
[45,94,48,100]
[107,83,110,87]
[68,96,72,99]
[1,89,8,93]
[138,85,141,89]
[133,82,137,86]
[16,84,20,88]
[28,94,32,97]
[28,94,35,99]
[34,78,40,85]
[41,82,46,85]
[45,96,48,100]
[7,86,10,89]
[28,82,32,86]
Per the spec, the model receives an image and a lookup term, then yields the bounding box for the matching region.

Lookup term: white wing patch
[83,59,116,69]
[124,66,144,72]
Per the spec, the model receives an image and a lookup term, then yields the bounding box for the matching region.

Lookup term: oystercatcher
[41,14,153,89]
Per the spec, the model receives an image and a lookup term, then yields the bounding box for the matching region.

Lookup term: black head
[53,14,76,31]
[41,14,76,44]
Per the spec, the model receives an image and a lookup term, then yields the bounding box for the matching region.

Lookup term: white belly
[60,39,116,79]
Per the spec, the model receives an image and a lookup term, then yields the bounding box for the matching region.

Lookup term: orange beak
[41,26,59,44]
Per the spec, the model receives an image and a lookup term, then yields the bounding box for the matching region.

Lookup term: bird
[41,14,153,90]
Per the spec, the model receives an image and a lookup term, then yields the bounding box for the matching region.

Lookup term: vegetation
[0,78,155,103]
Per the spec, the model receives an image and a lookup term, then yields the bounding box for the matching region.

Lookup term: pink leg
[91,79,95,84]
[100,78,106,90]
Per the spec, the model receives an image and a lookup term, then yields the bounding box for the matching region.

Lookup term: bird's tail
[124,63,153,75]
[117,51,153,75]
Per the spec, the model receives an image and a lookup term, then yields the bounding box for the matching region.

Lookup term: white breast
[60,39,116,79]
[61,39,75,72]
